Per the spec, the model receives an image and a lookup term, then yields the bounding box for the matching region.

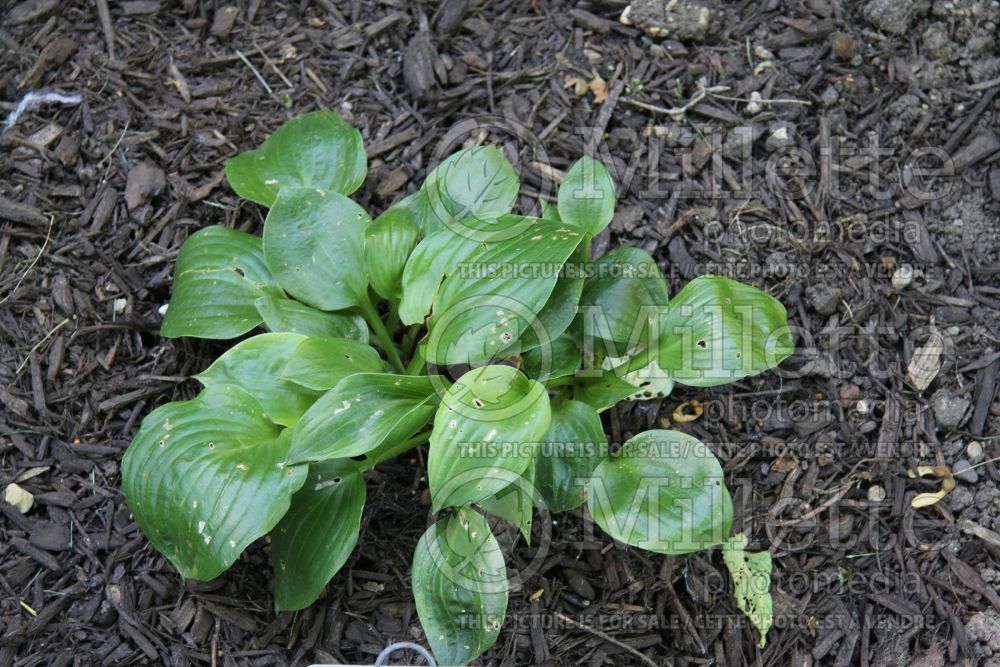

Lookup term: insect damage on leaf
[126,110,793,666]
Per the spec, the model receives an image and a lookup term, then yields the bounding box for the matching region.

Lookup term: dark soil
[2,0,1000,665]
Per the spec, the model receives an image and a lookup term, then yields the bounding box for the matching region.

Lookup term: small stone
[840,384,861,401]
[967,441,984,463]
[892,264,919,289]
[765,122,795,152]
[862,0,929,34]
[4,483,33,513]
[806,283,841,316]
[947,485,974,512]
[124,162,165,210]
[867,485,886,501]
[856,399,870,415]
[933,392,970,429]
[820,86,839,106]
[620,0,717,43]
[954,459,979,484]
[745,91,763,115]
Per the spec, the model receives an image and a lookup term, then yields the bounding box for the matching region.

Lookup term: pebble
[806,283,841,316]
[953,458,978,484]
[867,485,886,501]
[966,441,984,463]
[933,393,970,430]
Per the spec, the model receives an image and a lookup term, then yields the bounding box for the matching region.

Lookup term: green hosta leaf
[121,386,306,580]
[381,189,438,233]
[557,156,616,235]
[413,508,508,666]
[161,226,278,339]
[534,400,608,513]
[194,333,318,427]
[478,460,535,543]
[541,200,561,222]
[272,460,365,611]
[280,337,384,391]
[512,235,589,353]
[255,293,368,341]
[225,110,366,207]
[575,247,669,349]
[398,227,488,325]
[521,335,582,382]
[587,430,733,554]
[656,276,793,387]
[604,355,675,401]
[288,373,438,463]
[425,220,584,366]
[722,533,773,649]
[263,188,369,311]
[423,146,519,236]
[365,209,420,300]
[428,365,550,511]
[570,373,640,412]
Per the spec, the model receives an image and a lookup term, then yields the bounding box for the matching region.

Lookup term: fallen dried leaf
[588,74,608,103]
[907,465,955,508]
[529,588,544,602]
[907,328,944,392]
[673,399,703,423]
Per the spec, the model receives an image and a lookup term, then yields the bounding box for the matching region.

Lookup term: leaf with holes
[570,373,640,412]
[587,430,733,554]
[121,385,306,580]
[722,533,773,648]
[425,219,584,366]
[656,276,793,387]
[161,226,279,340]
[263,188,369,311]
[288,373,438,463]
[412,508,508,666]
[280,337,385,391]
[272,460,365,611]
[225,110,366,207]
[428,365,550,511]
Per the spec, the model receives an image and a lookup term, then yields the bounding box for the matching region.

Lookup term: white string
[2,91,82,131]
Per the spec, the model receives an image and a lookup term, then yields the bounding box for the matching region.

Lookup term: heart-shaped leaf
[722,533,773,648]
[575,247,669,350]
[477,459,536,543]
[656,276,793,387]
[255,293,368,341]
[422,146,519,236]
[161,226,279,340]
[288,373,438,463]
[194,333,318,427]
[280,337,385,391]
[121,385,306,580]
[587,429,733,554]
[272,460,365,611]
[425,220,584,366]
[412,508,508,666]
[533,400,608,513]
[428,365,550,511]
[226,110,366,207]
[557,156,616,235]
[521,334,582,382]
[365,208,420,300]
[263,188,369,311]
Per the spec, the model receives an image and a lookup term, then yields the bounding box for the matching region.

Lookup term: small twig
[235,50,273,94]
[554,612,658,667]
[16,318,70,375]
[0,214,54,307]
[707,92,811,106]
[969,76,1000,92]
[95,0,116,59]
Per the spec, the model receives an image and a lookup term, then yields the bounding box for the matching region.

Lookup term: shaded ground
[2,0,1000,665]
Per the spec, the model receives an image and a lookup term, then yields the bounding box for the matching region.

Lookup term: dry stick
[95,0,116,60]
[0,214,54,307]
[235,50,273,95]
[554,612,659,667]
[15,318,70,376]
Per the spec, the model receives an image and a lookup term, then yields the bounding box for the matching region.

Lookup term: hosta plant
[122,111,792,664]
